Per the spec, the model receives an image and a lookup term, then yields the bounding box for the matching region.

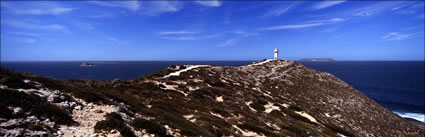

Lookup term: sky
[1,1,424,61]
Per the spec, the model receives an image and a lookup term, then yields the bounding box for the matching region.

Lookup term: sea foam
[394,112,425,122]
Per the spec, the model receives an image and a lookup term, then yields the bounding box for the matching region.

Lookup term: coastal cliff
[1,59,423,137]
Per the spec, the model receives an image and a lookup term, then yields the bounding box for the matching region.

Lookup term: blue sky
[1,1,424,61]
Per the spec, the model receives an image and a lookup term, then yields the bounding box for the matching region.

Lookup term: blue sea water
[1,61,424,122]
[300,61,424,122]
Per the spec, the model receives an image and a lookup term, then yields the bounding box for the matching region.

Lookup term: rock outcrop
[0,59,423,137]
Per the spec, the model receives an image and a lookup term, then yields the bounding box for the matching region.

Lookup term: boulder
[112,106,120,112]
[74,105,82,110]
[43,119,55,128]
[87,103,94,109]
[12,107,23,116]
[5,129,24,137]
[61,101,70,108]
[111,78,120,84]
[0,118,7,122]
[0,119,19,129]
[56,131,63,135]
[69,102,77,108]
[25,116,40,124]
[31,131,50,137]
[48,94,60,103]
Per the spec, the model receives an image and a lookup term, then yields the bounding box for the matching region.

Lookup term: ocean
[1,61,424,122]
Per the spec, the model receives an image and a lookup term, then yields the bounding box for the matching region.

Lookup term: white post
[274,48,279,60]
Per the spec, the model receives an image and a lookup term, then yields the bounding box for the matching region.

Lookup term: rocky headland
[1,59,423,137]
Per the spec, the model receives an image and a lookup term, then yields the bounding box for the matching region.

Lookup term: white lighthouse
[274,48,279,60]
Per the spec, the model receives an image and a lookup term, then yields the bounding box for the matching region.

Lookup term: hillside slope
[1,59,423,137]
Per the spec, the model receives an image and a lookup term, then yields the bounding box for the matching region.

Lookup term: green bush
[204,79,226,87]
[94,115,122,131]
[250,103,265,112]
[0,105,13,119]
[71,89,108,104]
[211,108,231,118]
[1,78,37,89]
[143,68,173,79]
[31,104,73,125]
[279,123,310,137]
[324,123,355,137]
[270,110,283,117]
[190,89,214,99]
[169,76,185,81]
[28,76,67,90]
[0,89,40,106]
[186,81,198,86]
[177,84,187,90]
[0,89,73,125]
[159,113,211,137]
[94,112,135,137]
[256,97,268,105]
[139,82,161,91]
[198,114,232,129]
[288,105,303,111]
[133,118,168,136]
[208,128,223,137]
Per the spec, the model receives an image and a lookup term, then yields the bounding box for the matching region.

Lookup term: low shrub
[28,76,67,90]
[322,127,338,136]
[0,105,13,119]
[137,82,161,91]
[153,100,182,114]
[94,112,135,137]
[279,123,310,137]
[204,79,226,87]
[270,110,283,117]
[144,69,173,79]
[208,128,223,137]
[71,89,108,104]
[190,89,214,99]
[169,76,185,81]
[198,115,232,129]
[31,104,73,125]
[256,97,268,105]
[186,81,199,86]
[0,89,73,125]
[177,84,187,90]
[28,124,45,131]
[211,107,231,118]
[250,103,265,112]
[324,123,355,137]
[159,113,211,137]
[1,78,37,89]
[288,105,303,111]
[133,118,169,136]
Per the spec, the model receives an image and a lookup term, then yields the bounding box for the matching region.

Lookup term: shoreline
[394,112,425,123]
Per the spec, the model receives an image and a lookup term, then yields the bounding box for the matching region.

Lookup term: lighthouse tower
[274,48,279,60]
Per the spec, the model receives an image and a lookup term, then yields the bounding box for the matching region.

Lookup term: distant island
[298,58,335,62]
[80,62,106,67]
[80,62,95,67]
